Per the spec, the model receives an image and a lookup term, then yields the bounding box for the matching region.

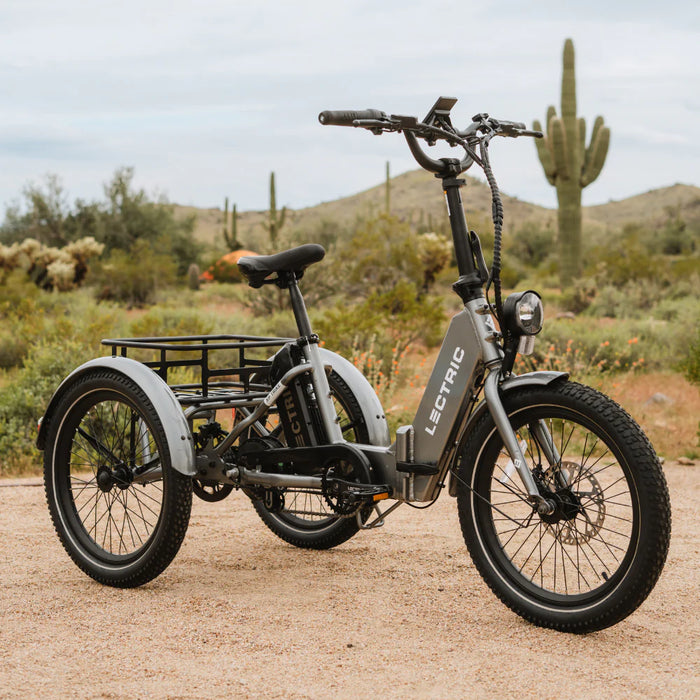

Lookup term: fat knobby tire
[456,380,671,632]
[43,369,192,588]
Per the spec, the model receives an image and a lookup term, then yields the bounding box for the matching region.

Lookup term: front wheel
[43,370,193,587]
[456,381,671,632]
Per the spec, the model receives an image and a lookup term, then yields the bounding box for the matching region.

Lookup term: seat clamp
[296,334,319,347]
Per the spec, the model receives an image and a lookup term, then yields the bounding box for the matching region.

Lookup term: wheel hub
[96,464,132,492]
[96,466,114,492]
[538,488,581,524]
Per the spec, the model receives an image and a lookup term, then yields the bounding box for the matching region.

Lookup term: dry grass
[600,371,700,460]
[384,348,698,461]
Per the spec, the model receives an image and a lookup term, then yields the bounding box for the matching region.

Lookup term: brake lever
[352,118,400,134]
[518,129,544,139]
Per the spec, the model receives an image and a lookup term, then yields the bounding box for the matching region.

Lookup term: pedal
[347,483,391,502]
[396,461,439,476]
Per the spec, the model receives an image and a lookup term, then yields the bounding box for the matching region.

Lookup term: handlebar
[318,100,542,177]
[318,109,388,126]
[318,97,543,334]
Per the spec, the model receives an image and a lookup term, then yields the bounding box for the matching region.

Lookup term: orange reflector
[373,492,389,502]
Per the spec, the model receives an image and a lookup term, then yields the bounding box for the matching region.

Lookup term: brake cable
[479,136,506,331]
[360,115,507,331]
[410,117,507,331]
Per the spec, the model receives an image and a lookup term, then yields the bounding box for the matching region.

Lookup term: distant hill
[174,172,700,251]
[585,184,700,229]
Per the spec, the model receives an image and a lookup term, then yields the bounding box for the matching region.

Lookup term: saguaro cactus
[385,161,391,214]
[534,38,610,288]
[222,197,241,251]
[266,172,286,248]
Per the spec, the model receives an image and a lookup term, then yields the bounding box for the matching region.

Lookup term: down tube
[410,310,482,501]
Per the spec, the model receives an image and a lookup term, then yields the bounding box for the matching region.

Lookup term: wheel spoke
[57,396,167,556]
[477,403,639,598]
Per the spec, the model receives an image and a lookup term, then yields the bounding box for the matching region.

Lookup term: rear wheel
[252,371,371,549]
[456,381,671,632]
[43,370,192,587]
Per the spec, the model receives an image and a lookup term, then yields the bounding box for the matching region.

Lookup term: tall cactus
[534,38,610,288]
[222,197,241,251]
[266,172,286,248]
[385,161,391,214]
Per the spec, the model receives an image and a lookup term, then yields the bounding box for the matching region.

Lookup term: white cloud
[0,1,698,213]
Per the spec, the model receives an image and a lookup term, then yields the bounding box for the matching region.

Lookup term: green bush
[517,316,667,378]
[0,337,97,474]
[682,325,700,386]
[315,281,446,370]
[92,239,176,307]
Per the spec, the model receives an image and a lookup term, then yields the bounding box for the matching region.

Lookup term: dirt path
[1,463,698,699]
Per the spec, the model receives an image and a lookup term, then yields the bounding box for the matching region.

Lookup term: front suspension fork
[483,371,558,514]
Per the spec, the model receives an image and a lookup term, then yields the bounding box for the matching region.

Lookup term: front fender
[448,370,568,496]
[37,356,196,477]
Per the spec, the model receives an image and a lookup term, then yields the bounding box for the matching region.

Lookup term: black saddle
[237,244,326,288]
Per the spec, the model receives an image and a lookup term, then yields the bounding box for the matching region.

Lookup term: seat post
[282,272,344,443]
[283,273,314,338]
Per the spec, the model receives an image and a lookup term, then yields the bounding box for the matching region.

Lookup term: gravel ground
[0,462,697,700]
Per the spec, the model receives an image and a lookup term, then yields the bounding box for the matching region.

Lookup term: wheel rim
[473,405,639,604]
[54,390,166,563]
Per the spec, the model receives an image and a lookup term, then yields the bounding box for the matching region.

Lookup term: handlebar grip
[318,109,387,126]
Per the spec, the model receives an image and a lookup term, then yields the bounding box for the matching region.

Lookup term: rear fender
[318,348,390,447]
[37,356,196,476]
[448,371,568,496]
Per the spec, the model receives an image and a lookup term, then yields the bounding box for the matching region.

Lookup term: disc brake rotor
[547,460,606,545]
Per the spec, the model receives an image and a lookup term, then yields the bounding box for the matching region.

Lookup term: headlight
[503,290,544,336]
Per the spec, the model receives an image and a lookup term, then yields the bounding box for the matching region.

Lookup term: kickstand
[357,500,403,530]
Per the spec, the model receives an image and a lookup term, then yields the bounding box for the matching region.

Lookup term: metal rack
[102,334,292,406]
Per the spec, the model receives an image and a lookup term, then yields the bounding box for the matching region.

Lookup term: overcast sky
[1,1,698,216]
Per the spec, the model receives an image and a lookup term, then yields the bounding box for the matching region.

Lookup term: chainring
[192,480,234,502]
[192,420,236,502]
[321,459,372,517]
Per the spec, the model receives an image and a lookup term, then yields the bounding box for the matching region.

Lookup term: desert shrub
[0,336,102,475]
[336,214,423,296]
[670,257,700,281]
[516,314,695,379]
[0,170,198,275]
[0,277,118,369]
[128,307,215,339]
[682,326,700,386]
[315,281,446,372]
[586,279,668,319]
[588,225,670,288]
[509,221,555,268]
[92,239,176,307]
[559,278,597,314]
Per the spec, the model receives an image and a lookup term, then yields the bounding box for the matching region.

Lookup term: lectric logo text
[424,347,464,436]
